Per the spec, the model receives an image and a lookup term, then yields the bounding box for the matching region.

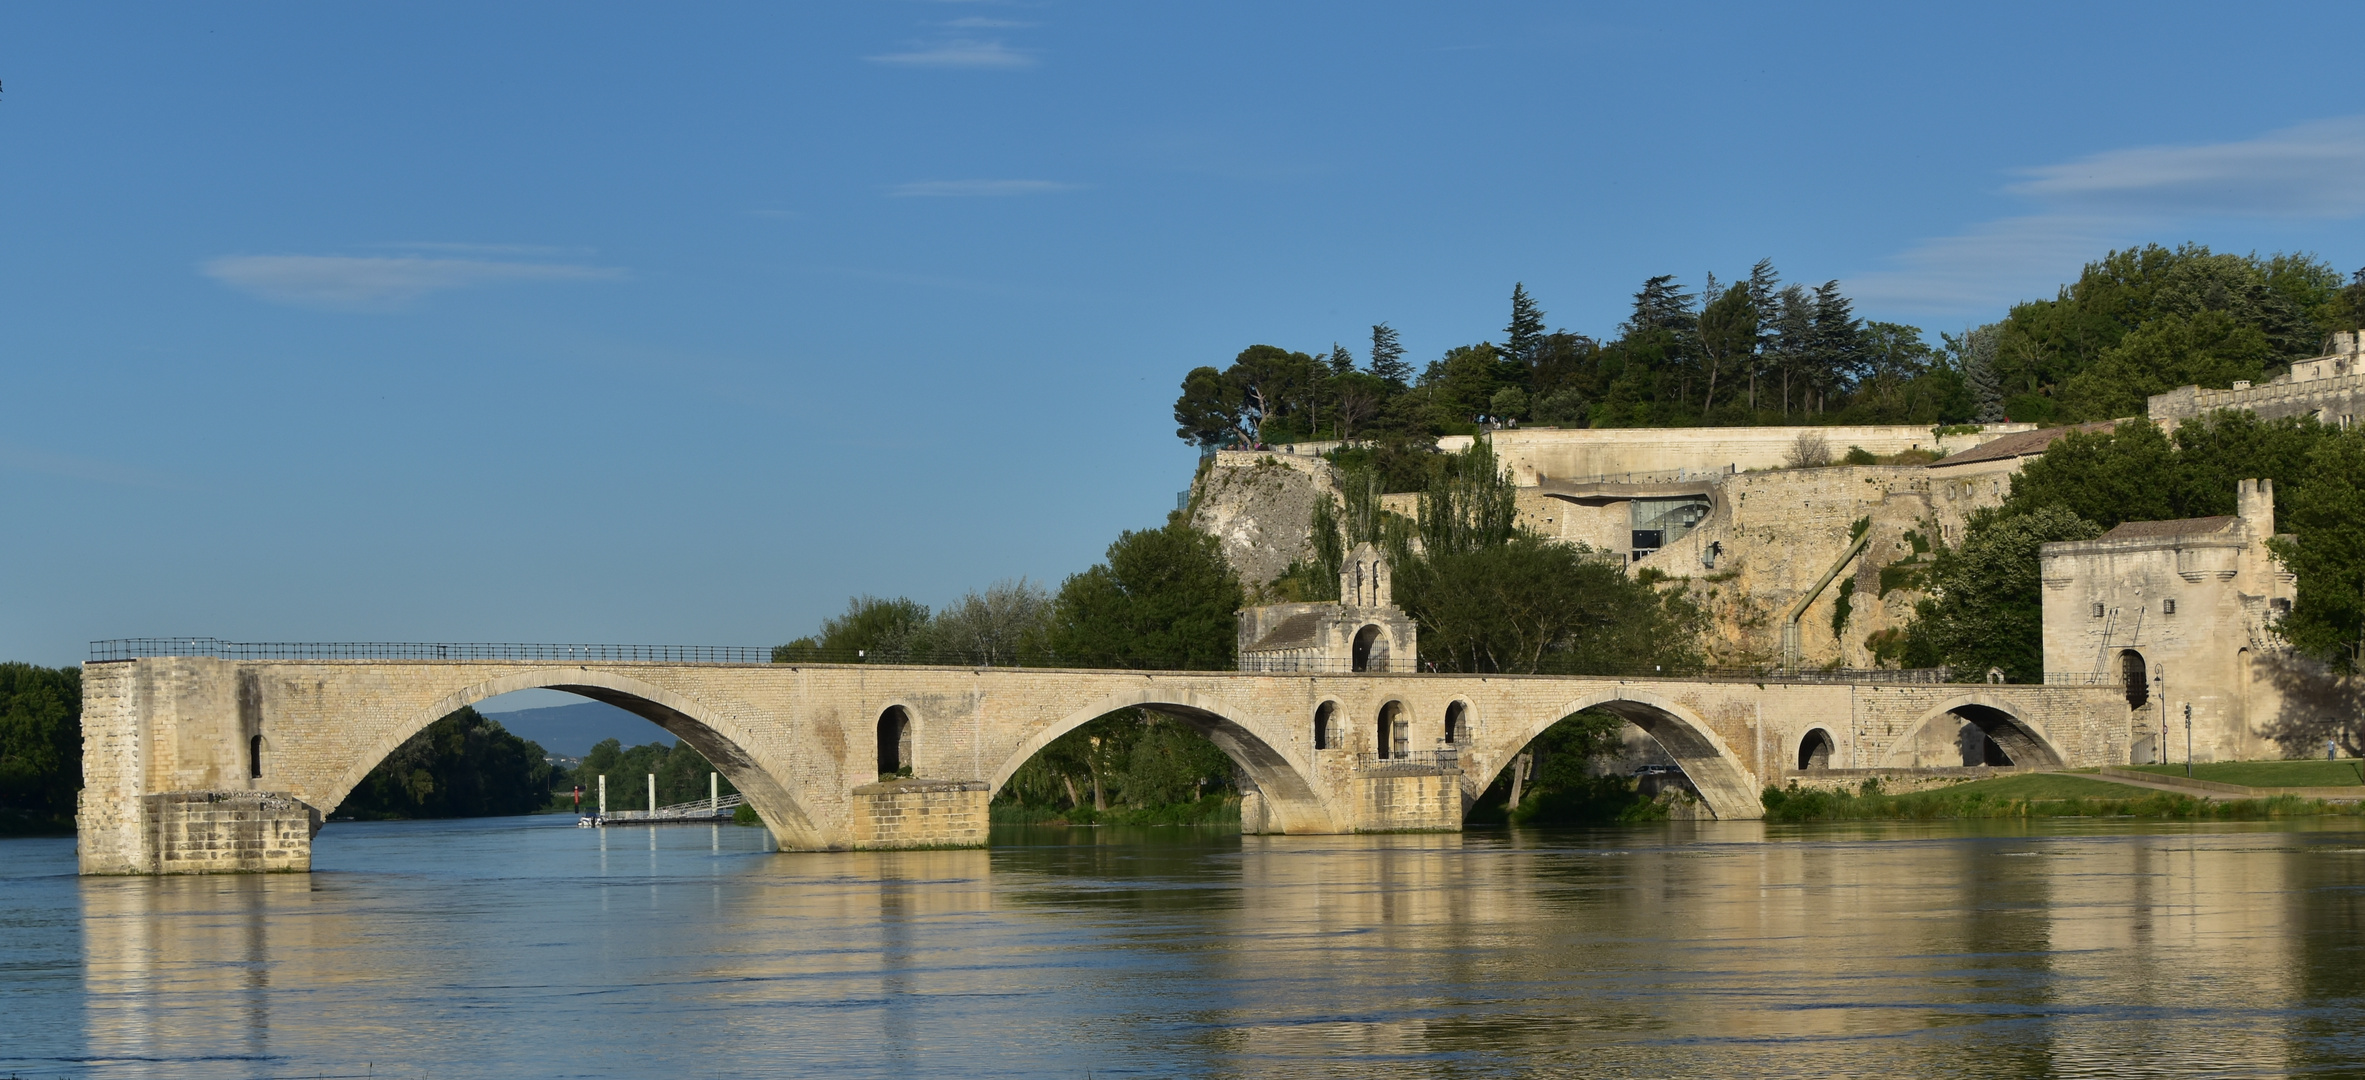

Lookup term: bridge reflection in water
[50,818,2365,1078]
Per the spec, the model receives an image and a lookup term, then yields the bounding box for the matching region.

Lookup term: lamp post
[2156,665,2169,767]
[2184,703,2193,778]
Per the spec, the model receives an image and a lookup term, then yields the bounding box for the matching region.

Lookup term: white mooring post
[709,772,718,817]
[647,773,657,814]
[598,774,607,816]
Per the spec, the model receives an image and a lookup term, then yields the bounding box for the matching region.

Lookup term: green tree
[1047,523,1243,669]
[1369,322,1412,386]
[1400,536,1704,675]
[2269,428,2365,671]
[575,735,737,811]
[1173,365,1249,449]
[341,707,557,819]
[1696,282,1757,415]
[774,595,932,662]
[1416,439,1519,558]
[1503,283,1547,365]
[1902,505,2104,682]
[2055,310,2274,420]
[929,578,1052,666]
[0,663,81,833]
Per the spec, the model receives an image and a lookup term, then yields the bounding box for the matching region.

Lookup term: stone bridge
[76,654,2135,874]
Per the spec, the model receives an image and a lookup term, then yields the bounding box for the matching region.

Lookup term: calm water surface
[5,816,2365,1078]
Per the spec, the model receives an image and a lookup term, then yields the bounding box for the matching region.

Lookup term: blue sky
[8,2,2365,667]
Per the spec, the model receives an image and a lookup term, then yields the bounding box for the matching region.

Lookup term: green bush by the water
[1762,773,2363,822]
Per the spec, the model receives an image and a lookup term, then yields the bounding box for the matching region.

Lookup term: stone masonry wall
[146,791,318,873]
[848,779,988,849]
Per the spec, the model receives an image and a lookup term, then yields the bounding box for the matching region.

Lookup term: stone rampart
[1486,424,2033,487]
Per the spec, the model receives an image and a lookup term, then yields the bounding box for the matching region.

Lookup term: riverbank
[1762,771,2365,823]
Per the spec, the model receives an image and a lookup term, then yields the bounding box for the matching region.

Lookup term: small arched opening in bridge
[1877,694,2067,770]
[1468,691,1762,822]
[1313,701,1337,751]
[1376,700,1409,759]
[1443,701,1469,746]
[988,689,1336,835]
[2122,649,2150,710]
[316,671,823,850]
[1352,625,1382,672]
[1797,728,1833,771]
[877,705,914,778]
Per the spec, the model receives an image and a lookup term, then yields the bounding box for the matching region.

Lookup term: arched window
[1352,625,1382,672]
[1443,701,1467,745]
[1313,701,1337,751]
[248,734,264,781]
[1797,729,1834,771]
[2121,650,2149,710]
[1375,701,1407,759]
[877,706,913,777]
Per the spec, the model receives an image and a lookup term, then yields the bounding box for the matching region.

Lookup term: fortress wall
[2148,371,2365,427]
[1486,424,2034,486]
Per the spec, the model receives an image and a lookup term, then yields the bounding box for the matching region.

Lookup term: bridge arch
[1472,688,1762,820]
[319,668,827,849]
[987,687,1337,834]
[1880,693,2066,769]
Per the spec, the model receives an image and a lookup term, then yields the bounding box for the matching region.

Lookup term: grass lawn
[1761,770,2359,822]
[1936,773,2161,799]
[2124,760,2365,788]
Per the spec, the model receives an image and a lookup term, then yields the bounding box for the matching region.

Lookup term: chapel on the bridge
[1236,543,1419,673]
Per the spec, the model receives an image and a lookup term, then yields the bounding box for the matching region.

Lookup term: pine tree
[1326,342,1356,376]
[1504,283,1547,364]
[1807,280,1864,414]
[1369,323,1411,386]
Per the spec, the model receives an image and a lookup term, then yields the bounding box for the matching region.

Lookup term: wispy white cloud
[888,179,1080,198]
[370,241,598,257]
[203,254,624,311]
[867,38,1035,69]
[944,17,1034,29]
[1849,215,2130,315]
[1850,115,2365,318]
[2008,116,2365,218]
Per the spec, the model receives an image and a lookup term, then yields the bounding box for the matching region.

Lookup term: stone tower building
[1237,542,1419,673]
[2039,479,2296,762]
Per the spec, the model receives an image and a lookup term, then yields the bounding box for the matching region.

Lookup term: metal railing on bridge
[1358,749,1464,770]
[89,638,1984,686]
[89,639,776,664]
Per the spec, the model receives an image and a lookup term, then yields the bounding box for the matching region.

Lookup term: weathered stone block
[144,791,318,874]
[850,778,988,849]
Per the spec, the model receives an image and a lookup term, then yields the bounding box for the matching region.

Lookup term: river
[5,816,2364,1078]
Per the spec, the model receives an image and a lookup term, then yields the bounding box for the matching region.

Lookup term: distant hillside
[481,700,673,758]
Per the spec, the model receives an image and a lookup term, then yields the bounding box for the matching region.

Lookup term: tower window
[2091,603,2105,619]
[2162,599,2177,615]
